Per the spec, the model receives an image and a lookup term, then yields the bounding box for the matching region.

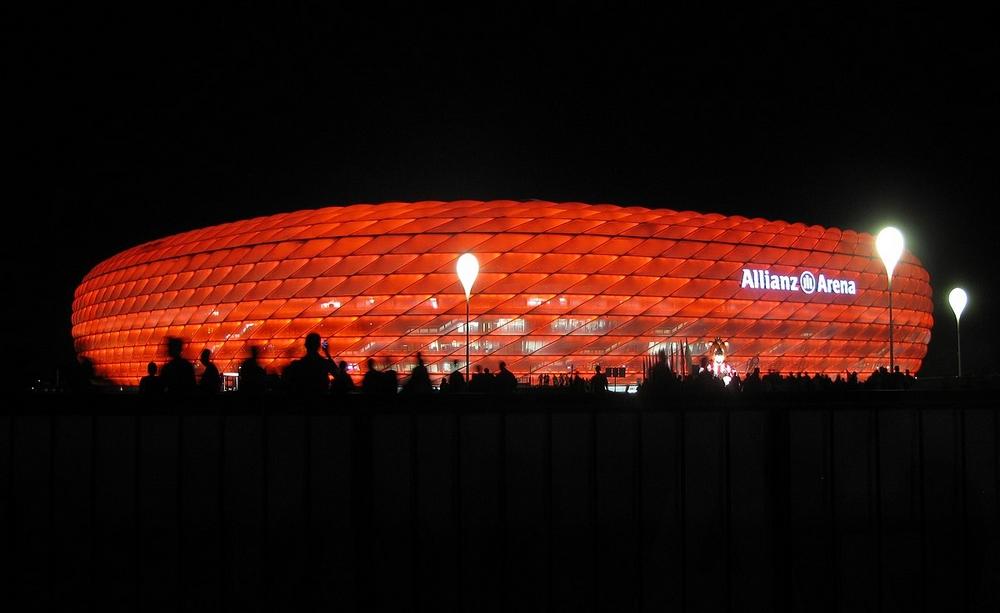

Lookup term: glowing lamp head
[949,287,968,322]
[456,253,479,299]
[876,227,905,281]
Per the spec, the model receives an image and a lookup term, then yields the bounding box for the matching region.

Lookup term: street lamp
[948,287,968,377]
[456,253,479,382]
[876,227,904,372]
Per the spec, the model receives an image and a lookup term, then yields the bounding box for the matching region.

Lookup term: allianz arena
[72,201,934,385]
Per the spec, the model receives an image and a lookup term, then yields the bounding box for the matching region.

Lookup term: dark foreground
[3,391,999,611]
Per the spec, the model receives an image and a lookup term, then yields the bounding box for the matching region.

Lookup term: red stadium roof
[72,201,934,385]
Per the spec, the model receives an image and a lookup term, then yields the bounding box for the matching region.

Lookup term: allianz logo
[740,269,858,295]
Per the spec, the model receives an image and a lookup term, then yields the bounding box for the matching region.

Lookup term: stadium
[71,200,934,385]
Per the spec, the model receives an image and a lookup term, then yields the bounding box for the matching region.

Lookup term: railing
[3,391,999,611]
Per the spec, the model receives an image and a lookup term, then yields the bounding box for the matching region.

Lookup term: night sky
[9,6,999,386]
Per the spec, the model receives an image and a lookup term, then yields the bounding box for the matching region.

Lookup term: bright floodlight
[456,253,479,299]
[876,227,905,281]
[949,287,968,321]
[949,287,968,377]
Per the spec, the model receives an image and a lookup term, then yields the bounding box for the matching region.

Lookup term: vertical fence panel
[266,413,309,609]
[309,413,355,610]
[138,414,180,612]
[371,412,414,611]
[551,412,597,613]
[964,409,1000,611]
[11,416,51,612]
[505,411,549,612]
[415,413,460,613]
[832,409,878,609]
[685,409,726,612]
[178,414,223,612]
[595,411,639,612]
[787,409,834,612]
[0,415,9,602]
[222,414,265,612]
[460,413,502,613]
[50,415,92,610]
[922,408,963,609]
[93,415,138,612]
[729,408,773,612]
[639,410,683,612]
[878,409,923,613]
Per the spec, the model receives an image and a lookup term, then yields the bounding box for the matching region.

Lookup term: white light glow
[949,287,968,321]
[876,227,905,281]
[456,253,479,299]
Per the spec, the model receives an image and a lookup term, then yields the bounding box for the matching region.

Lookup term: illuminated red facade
[72,201,933,385]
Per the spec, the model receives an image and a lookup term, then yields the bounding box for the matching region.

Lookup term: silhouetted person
[331,361,356,394]
[448,360,466,392]
[160,337,196,395]
[139,361,163,395]
[362,358,382,394]
[848,371,859,388]
[239,346,267,395]
[199,349,221,395]
[728,372,742,393]
[694,356,718,391]
[590,365,609,394]
[468,365,489,393]
[381,368,399,394]
[284,333,333,394]
[403,352,433,395]
[439,376,450,393]
[891,365,904,389]
[866,367,889,389]
[266,371,284,393]
[495,361,517,394]
[642,350,676,400]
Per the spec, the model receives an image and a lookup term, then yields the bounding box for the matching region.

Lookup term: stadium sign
[740,269,857,295]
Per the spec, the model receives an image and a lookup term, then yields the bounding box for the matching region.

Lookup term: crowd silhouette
[122,337,924,400]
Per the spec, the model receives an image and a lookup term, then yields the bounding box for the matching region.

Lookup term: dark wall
[2,392,998,611]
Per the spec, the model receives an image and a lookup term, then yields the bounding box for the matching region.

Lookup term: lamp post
[876,227,904,373]
[948,287,968,377]
[456,253,479,382]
